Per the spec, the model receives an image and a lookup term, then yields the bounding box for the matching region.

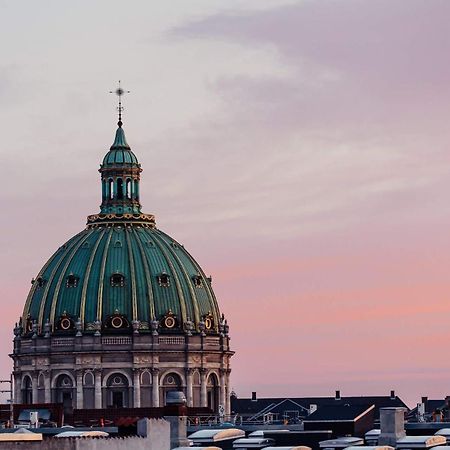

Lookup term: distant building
[231,390,408,424]
[303,404,375,437]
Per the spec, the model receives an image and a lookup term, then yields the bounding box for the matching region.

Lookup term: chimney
[251,392,257,402]
[335,390,341,400]
[378,407,407,446]
[421,396,428,405]
[390,390,395,400]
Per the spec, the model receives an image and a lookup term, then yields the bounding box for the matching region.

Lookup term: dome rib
[125,228,138,321]
[38,231,88,330]
[159,235,201,326]
[151,233,188,324]
[133,228,156,321]
[21,230,85,330]
[175,235,221,329]
[96,228,114,321]
[50,230,94,327]
[80,228,107,327]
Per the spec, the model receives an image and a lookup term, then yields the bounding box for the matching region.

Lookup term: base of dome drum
[11,333,233,415]
[86,212,156,228]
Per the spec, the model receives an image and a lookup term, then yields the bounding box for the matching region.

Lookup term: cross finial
[109,80,130,128]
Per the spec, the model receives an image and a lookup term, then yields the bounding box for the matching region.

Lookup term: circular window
[113,376,123,385]
[205,318,212,330]
[60,318,72,330]
[164,316,176,329]
[166,376,175,385]
[111,316,123,329]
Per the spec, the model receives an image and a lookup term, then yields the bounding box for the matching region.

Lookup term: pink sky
[2,0,450,406]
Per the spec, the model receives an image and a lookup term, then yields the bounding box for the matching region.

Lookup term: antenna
[109,80,130,127]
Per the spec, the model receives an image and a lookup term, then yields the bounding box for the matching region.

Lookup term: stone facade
[11,330,232,413]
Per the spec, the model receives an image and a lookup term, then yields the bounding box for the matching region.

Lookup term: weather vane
[109,80,130,127]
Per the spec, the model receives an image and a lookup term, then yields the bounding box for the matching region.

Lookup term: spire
[109,80,130,128]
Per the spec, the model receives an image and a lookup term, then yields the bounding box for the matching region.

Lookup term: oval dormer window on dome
[202,312,214,331]
[192,275,203,288]
[157,273,170,287]
[111,273,125,287]
[66,274,79,288]
[58,313,74,331]
[34,277,46,288]
[104,311,130,330]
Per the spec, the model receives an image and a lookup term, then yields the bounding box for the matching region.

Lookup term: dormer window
[36,277,46,288]
[157,272,170,287]
[192,275,203,288]
[114,240,122,248]
[66,274,79,288]
[111,273,125,287]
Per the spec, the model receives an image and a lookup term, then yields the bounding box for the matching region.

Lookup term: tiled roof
[231,395,408,420]
[304,404,374,422]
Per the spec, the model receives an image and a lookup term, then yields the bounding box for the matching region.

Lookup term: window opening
[117,178,124,200]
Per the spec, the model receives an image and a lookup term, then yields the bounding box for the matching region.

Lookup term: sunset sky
[2,0,450,406]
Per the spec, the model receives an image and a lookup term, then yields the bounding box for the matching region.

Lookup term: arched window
[83,372,95,409]
[106,373,129,408]
[55,374,74,412]
[84,372,94,387]
[141,371,151,386]
[37,373,45,403]
[126,178,132,199]
[117,178,124,200]
[162,372,183,406]
[207,373,220,413]
[109,179,114,199]
[22,376,33,404]
[134,180,140,200]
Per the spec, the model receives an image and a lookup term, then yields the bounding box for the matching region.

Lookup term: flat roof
[189,428,245,442]
[435,429,450,436]
[396,435,446,448]
[320,437,364,448]
[233,437,275,447]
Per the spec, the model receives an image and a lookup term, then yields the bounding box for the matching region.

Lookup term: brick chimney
[251,391,257,402]
[335,390,341,400]
[390,390,395,400]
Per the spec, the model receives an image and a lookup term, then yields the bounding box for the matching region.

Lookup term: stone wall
[0,419,170,450]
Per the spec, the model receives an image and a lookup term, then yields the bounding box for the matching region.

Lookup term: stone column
[225,370,231,415]
[200,369,207,407]
[152,369,159,407]
[186,369,194,407]
[76,370,84,409]
[94,369,102,409]
[32,373,38,404]
[44,371,51,404]
[133,369,141,408]
[219,369,226,412]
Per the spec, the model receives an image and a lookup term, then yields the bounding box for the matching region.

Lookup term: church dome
[21,123,223,337]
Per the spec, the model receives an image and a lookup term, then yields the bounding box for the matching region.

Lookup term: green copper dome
[21,125,223,336]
